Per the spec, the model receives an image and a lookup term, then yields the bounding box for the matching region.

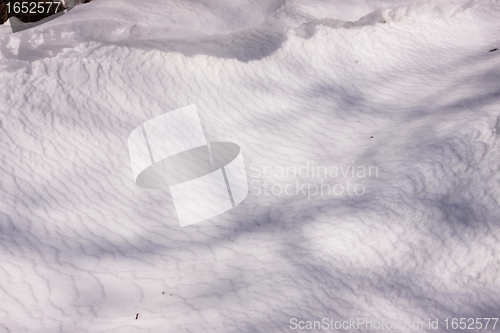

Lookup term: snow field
[0,0,500,332]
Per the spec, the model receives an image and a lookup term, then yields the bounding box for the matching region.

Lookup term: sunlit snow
[1,0,500,332]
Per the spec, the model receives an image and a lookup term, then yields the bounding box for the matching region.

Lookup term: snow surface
[1,0,500,332]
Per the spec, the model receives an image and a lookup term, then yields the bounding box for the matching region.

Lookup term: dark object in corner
[490,48,498,52]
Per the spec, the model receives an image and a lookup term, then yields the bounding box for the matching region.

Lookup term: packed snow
[1,0,500,332]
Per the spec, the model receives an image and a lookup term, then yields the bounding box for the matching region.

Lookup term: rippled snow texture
[1,0,500,332]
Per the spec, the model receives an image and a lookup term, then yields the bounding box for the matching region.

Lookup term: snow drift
[0,0,500,332]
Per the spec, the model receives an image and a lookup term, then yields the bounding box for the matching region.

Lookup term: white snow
[1,0,500,332]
